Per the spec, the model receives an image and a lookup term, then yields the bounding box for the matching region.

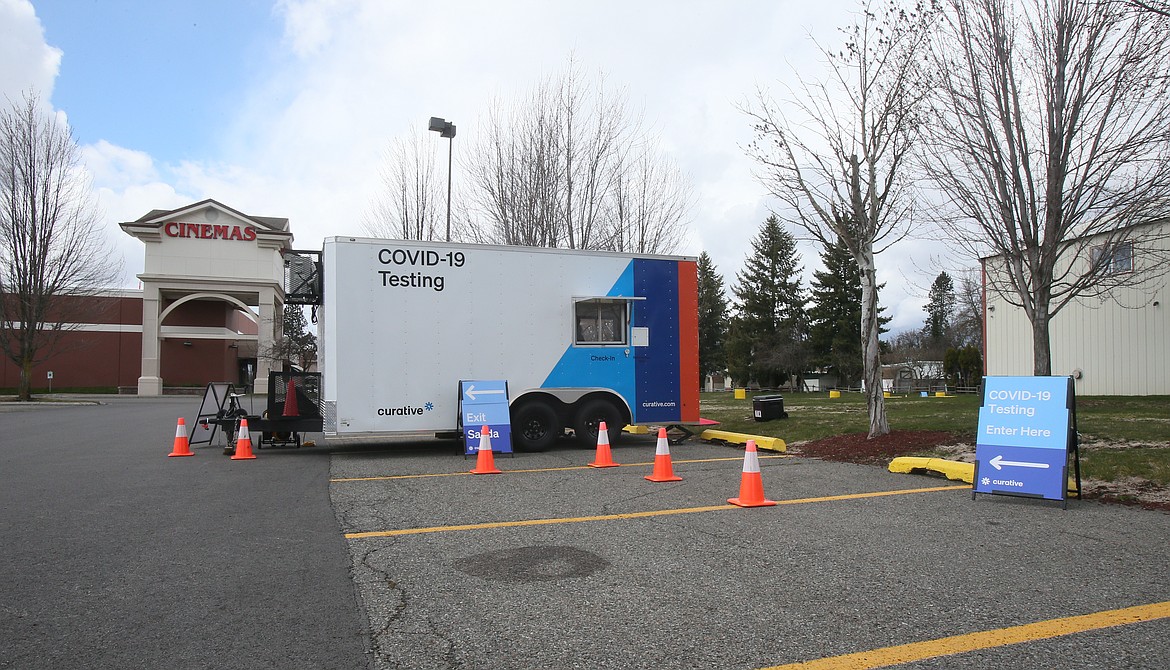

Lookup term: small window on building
[1090,242,1134,275]
[574,299,628,346]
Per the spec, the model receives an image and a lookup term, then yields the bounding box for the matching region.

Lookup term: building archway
[120,199,293,395]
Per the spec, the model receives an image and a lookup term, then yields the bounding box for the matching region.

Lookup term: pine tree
[726,215,808,388]
[276,306,318,370]
[807,236,863,387]
[920,271,956,362]
[923,271,955,342]
[696,252,728,390]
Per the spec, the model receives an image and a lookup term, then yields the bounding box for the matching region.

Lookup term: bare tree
[469,80,567,247]
[744,0,936,437]
[923,0,1170,375]
[1126,0,1170,17]
[951,270,984,350]
[0,92,121,400]
[364,128,444,240]
[465,57,692,253]
[608,138,692,254]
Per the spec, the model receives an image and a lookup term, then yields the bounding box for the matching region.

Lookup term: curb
[699,429,786,453]
[888,457,973,484]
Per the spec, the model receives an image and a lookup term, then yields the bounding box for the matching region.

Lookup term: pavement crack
[353,544,406,668]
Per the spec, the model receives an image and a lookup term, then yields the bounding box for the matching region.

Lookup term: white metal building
[983,218,1169,395]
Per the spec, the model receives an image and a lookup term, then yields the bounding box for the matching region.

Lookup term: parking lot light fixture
[428,117,456,242]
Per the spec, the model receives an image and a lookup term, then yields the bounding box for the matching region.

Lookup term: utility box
[753,394,788,421]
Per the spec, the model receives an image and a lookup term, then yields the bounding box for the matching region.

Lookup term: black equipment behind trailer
[192,372,324,452]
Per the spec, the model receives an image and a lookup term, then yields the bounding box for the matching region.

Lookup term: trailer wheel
[512,402,559,452]
[573,399,623,447]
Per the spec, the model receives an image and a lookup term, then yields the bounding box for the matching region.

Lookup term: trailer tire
[512,402,560,452]
[573,399,623,447]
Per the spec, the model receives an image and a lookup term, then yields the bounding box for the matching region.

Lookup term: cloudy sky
[4,0,960,332]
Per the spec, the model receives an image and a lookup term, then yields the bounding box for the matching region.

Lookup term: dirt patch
[793,430,1170,512]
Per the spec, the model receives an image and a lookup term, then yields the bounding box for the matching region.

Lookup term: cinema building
[0,199,293,395]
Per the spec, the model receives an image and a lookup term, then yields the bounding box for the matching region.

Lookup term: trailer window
[575,299,627,345]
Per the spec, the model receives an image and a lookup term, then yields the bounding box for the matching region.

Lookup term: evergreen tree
[271,306,318,370]
[944,345,983,387]
[923,271,956,342]
[807,236,863,387]
[726,215,808,388]
[696,252,728,390]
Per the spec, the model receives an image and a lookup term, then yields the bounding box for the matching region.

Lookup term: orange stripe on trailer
[677,260,700,422]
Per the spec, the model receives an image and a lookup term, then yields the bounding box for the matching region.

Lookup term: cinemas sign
[164,221,257,241]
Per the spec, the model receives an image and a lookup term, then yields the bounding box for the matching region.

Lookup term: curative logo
[377,402,433,417]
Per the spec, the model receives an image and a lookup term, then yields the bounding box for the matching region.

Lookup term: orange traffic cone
[588,421,619,468]
[282,377,299,417]
[230,419,257,460]
[645,427,682,482]
[728,440,775,507]
[470,425,502,474]
[168,417,194,457]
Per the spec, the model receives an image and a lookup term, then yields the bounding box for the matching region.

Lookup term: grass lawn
[699,391,1170,488]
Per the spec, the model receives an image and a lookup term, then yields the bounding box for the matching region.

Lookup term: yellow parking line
[346,505,737,538]
[343,484,965,539]
[330,455,788,482]
[759,600,1170,670]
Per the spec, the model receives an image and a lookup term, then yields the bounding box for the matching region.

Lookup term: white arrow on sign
[989,454,1050,470]
[464,385,506,401]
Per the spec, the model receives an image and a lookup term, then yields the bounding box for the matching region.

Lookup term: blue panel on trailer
[632,259,682,423]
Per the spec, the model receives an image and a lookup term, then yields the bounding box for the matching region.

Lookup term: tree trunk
[1030,308,1052,376]
[19,357,32,401]
[858,251,890,438]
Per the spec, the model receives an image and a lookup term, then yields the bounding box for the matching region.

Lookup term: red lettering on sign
[161,222,260,242]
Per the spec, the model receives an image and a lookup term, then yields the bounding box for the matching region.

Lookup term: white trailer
[309,237,700,450]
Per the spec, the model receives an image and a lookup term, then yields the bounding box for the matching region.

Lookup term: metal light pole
[428,117,456,242]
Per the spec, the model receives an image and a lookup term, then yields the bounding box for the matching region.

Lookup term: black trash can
[753,394,788,421]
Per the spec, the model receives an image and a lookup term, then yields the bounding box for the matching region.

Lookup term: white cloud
[82,141,159,189]
[0,0,60,101]
[24,0,969,330]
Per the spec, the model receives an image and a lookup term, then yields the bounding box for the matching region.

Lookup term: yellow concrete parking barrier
[700,429,786,453]
[888,457,974,484]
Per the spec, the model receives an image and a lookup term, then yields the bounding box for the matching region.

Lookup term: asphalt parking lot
[4,396,1170,669]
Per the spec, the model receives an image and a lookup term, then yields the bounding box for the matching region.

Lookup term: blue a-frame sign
[458,380,513,456]
[972,376,1081,507]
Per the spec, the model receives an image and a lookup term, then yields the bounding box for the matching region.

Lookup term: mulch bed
[793,430,958,466]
